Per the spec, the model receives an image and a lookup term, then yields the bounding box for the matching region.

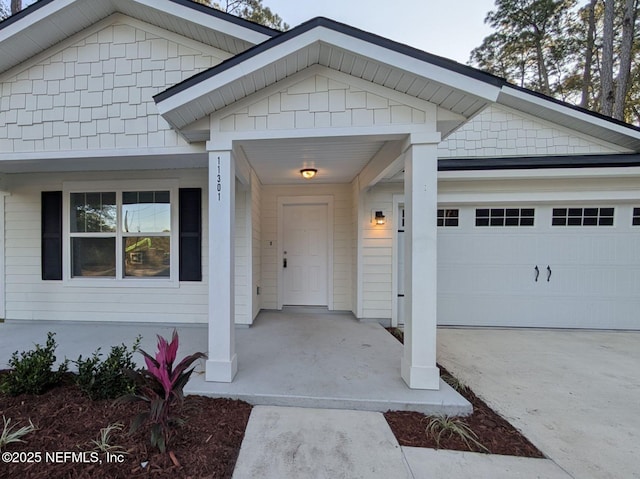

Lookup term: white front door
[282,203,328,306]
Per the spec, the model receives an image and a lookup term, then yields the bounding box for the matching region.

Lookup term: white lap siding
[4,169,209,323]
[359,184,402,320]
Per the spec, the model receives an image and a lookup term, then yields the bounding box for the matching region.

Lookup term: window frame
[551,207,615,227]
[474,207,535,227]
[62,180,179,288]
[437,208,459,227]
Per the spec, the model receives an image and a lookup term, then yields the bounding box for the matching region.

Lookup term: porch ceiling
[237,136,396,185]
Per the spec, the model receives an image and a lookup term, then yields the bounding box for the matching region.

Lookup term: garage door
[437,204,640,329]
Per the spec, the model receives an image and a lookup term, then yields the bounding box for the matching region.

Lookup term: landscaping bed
[384,328,544,457]
[0,373,252,478]
[0,327,545,479]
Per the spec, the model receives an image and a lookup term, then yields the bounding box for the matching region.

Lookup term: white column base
[205,355,238,383]
[401,358,440,390]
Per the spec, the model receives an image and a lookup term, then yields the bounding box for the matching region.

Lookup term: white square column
[401,141,440,390]
[206,150,238,382]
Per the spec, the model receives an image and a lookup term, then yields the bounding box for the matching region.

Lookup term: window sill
[63,278,180,289]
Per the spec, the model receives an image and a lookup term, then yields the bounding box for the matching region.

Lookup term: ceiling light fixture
[300,168,317,180]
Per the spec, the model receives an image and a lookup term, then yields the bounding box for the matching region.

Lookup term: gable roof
[0,0,278,76]
[154,17,640,152]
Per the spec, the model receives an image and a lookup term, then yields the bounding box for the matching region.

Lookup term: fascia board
[0,0,75,42]
[157,25,502,125]
[125,0,273,45]
[156,28,327,117]
[0,0,272,48]
[438,166,640,181]
[318,27,501,103]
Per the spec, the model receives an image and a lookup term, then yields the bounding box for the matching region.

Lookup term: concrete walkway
[438,328,640,479]
[232,406,570,479]
[232,328,640,478]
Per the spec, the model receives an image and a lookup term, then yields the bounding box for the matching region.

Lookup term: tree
[193,0,288,30]
[471,0,640,125]
[472,0,576,96]
[0,2,9,20]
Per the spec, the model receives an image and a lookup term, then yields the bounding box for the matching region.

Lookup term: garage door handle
[547,265,552,282]
[534,265,539,282]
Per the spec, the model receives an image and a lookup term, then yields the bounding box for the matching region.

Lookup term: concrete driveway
[437,328,640,479]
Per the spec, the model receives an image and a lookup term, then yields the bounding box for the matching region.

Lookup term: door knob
[283,258,287,268]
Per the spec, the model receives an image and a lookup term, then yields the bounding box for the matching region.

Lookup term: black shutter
[179,188,202,281]
[41,191,62,280]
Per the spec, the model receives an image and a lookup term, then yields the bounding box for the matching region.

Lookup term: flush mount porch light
[300,168,317,180]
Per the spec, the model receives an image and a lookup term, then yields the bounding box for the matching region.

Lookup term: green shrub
[1,332,69,396]
[74,336,141,400]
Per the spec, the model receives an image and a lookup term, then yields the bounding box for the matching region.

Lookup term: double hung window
[65,182,176,283]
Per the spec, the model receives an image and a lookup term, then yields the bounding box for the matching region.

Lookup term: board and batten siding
[4,170,209,323]
[0,15,230,153]
[260,184,352,311]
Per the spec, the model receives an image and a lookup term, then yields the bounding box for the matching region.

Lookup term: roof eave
[497,86,640,152]
[155,20,504,131]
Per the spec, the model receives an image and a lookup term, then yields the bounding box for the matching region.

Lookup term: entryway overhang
[153,17,508,391]
[154,17,502,143]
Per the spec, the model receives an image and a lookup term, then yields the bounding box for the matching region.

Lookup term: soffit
[0,0,275,75]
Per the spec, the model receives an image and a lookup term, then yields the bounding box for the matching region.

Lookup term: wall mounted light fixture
[300,168,317,180]
[374,210,386,225]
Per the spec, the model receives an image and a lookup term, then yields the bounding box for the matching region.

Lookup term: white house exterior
[1,0,640,390]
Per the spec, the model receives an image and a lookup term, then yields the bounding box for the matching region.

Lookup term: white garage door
[437,204,640,329]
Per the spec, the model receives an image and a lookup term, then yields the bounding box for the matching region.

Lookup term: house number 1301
[217,157,222,201]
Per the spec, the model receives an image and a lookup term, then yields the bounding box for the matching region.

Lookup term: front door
[282,203,328,306]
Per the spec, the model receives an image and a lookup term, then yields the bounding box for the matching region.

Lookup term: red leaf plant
[121,330,206,453]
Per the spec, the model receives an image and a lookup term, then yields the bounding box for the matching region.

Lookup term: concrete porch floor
[0,310,469,415]
[187,310,469,415]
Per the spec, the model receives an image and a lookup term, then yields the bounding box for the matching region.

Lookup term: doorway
[278,196,334,309]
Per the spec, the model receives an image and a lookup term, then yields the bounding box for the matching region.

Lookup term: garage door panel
[437,205,640,330]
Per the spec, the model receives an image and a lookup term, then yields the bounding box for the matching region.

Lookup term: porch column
[206,150,238,382]
[401,140,440,390]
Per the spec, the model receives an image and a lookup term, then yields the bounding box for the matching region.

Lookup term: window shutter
[179,188,202,281]
[41,191,63,280]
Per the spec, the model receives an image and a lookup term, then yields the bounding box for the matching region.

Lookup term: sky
[264,0,498,65]
[15,0,498,65]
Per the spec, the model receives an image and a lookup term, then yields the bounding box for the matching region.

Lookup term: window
[475,208,535,227]
[552,207,614,226]
[633,208,640,226]
[438,209,459,227]
[64,181,178,283]
[43,185,201,283]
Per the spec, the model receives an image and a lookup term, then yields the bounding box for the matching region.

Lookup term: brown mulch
[385,365,544,457]
[0,373,252,479]
[384,329,544,457]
